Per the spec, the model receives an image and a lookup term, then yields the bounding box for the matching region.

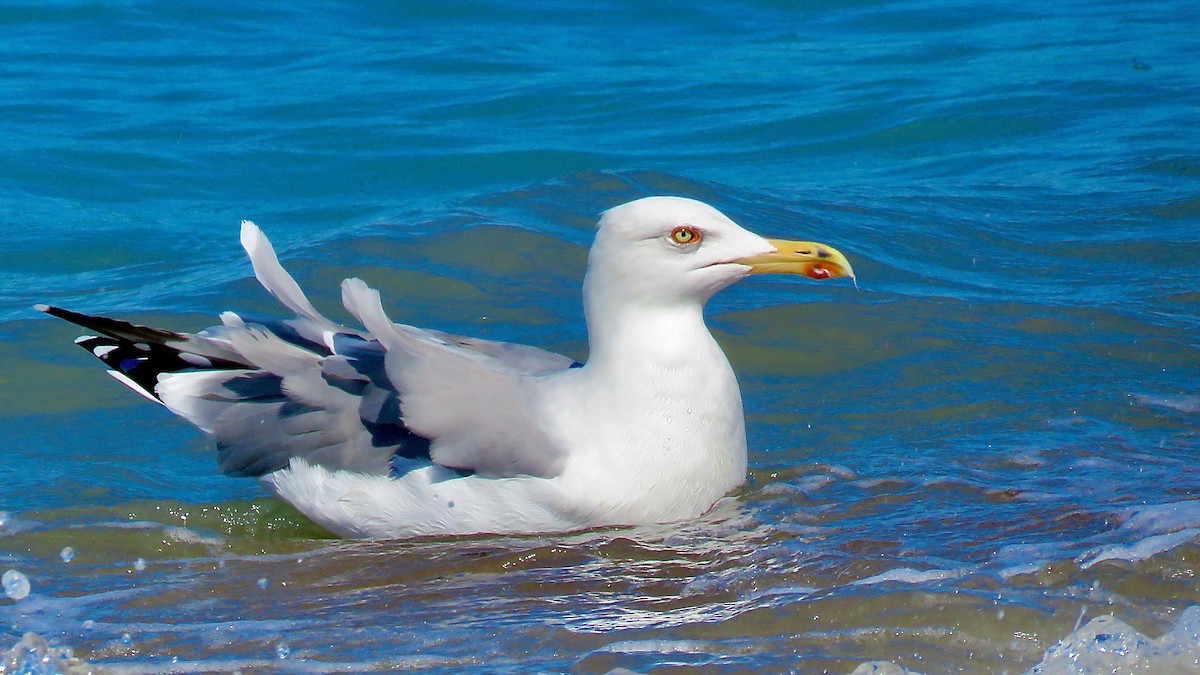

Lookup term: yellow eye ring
[670,226,701,246]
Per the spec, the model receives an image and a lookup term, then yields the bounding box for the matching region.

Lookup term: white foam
[2,570,30,601]
[1070,500,1200,569]
[1131,393,1200,413]
[794,474,836,493]
[596,639,712,654]
[1,630,469,674]
[163,526,225,548]
[1077,527,1200,569]
[994,542,1073,579]
[1030,606,1200,674]
[1121,500,1200,534]
[843,607,1200,674]
[852,567,965,586]
[849,662,923,675]
[0,632,94,674]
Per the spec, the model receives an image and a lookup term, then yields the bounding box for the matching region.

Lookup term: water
[2,571,30,602]
[1,0,1198,671]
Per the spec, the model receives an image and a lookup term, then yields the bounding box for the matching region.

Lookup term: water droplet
[121,633,133,646]
[275,642,291,659]
[257,577,269,589]
[60,546,75,563]
[133,558,147,572]
[82,619,95,630]
[3,570,30,601]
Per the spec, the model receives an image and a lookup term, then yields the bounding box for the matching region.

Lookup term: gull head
[585,196,855,309]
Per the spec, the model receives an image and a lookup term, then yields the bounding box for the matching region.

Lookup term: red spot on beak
[805,264,833,280]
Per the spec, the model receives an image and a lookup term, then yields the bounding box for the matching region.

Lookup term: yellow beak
[735,239,856,281]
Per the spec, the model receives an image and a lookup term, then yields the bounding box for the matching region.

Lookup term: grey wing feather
[424,329,578,374]
[134,224,415,477]
[156,327,417,477]
[342,277,568,478]
[240,221,342,334]
[45,221,572,481]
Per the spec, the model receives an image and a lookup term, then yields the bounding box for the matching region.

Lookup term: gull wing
[43,221,574,480]
[342,277,570,478]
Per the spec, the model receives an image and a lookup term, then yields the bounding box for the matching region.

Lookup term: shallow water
[2,0,1199,672]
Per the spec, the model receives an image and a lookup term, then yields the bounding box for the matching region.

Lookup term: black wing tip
[35,304,191,343]
[35,304,98,326]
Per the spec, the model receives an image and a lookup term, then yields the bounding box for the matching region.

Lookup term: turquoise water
[2,0,1199,671]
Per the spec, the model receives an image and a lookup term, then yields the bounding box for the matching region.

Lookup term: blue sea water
[1,0,1198,672]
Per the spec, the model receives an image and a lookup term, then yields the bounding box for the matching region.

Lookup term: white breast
[537,325,748,526]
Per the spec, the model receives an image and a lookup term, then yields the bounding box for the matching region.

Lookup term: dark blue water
[1,0,1198,672]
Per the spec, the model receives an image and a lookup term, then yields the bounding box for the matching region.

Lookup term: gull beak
[735,239,856,282]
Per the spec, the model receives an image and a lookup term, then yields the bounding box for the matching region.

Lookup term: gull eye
[669,226,701,246]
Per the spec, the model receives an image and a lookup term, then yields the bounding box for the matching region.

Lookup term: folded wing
[342,278,570,478]
[42,221,575,480]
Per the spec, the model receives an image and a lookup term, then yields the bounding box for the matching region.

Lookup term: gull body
[39,197,853,539]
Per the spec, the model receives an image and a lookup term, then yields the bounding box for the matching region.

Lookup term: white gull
[38,197,854,539]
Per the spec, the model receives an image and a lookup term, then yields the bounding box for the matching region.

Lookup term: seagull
[37,197,854,539]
